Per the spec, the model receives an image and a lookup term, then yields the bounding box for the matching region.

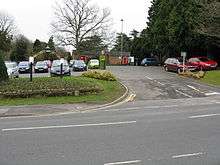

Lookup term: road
[1,66,220,165]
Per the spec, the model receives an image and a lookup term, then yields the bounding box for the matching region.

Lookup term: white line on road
[104,160,141,165]
[187,85,204,93]
[205,92,220,96]
[1,121,137,132]
[175,90,192,98]
[189,113,220,119]
[172,152,204,159]
[145,76,153,80]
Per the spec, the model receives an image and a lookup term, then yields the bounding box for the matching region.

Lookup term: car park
[164,58,197,73]
[18,61,30,73]
[88,59,99,69]
[5,61,19,78]
[72,60,87,71]
[188,57,218,70]
[50,59,71,76]
[141,57,158,66]
[34,61,49,73]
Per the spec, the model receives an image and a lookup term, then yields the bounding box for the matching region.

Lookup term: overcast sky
[0,0,152,42]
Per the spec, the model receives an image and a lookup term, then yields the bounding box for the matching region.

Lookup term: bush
[0,53,9,82]
[82,70,117,81]
[0,77,103,98]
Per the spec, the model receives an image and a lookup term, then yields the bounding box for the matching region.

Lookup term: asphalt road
[1,66,220,165]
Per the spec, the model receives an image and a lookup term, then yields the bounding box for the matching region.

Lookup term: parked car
[34,61,49,73]
[188,57,218,70]
[18,61,30,73]
[141,57,159,66]
[50,59,71,76]
[44,60,52,68]
[69,60,76,67]
[5,61,19,78]
[72,60,87,71]
[164,58,197,73]
[88,59,99,69]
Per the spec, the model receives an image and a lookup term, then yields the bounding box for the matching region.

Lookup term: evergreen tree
[0,51,9,82]
[10,35,30,62]
[33,39,42,53]
[48,36,55,51]
[112,33,132,52]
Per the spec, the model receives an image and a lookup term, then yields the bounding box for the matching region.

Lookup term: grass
[200,70,220,86]
[0,77,125,106]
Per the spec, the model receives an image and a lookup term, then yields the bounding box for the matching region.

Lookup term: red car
[164,58,197,73]
[188,57,218,70]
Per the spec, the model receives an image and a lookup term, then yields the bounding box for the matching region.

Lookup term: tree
[78,35,107,52]
[0,51,8,82]
[51,0,111,52]
[112,33,132,52]
[10,35,30,62]
[33,39,42,53]
[0,12,15,52]
[48,36,55,51]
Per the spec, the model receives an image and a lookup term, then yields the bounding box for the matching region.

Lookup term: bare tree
[51,0,111,52]
[0,12,16,52]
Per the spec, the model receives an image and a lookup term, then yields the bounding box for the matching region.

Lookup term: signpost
[181,52,187,72]
[29,56,34,82]
[60,58,64,78]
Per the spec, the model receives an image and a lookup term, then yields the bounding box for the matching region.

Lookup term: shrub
[0,77,103,98]
[0,53,9,82]
[82,70,117,81]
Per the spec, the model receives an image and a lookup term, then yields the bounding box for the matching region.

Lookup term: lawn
[200,70,220,86]
[0,76,125,106]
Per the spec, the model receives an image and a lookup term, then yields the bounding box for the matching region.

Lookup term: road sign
[29,56,34,63]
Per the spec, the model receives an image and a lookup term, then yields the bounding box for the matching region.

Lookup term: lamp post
[29,56,34,82]
[120,19,124,57]
[60,58,64,79]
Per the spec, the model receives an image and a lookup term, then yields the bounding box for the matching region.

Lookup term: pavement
[1,66,220,165]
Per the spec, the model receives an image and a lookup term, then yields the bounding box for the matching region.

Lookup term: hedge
[0,77,103,98]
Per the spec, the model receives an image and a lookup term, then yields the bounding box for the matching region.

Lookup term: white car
[5,61,19,78]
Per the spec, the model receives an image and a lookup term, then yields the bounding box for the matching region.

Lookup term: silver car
[50,60,71,76]
[5,62,19,78]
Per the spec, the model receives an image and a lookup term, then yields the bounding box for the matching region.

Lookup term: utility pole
[120,19,124,57]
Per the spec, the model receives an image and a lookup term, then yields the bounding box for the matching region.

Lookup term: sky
[0,0,152,43]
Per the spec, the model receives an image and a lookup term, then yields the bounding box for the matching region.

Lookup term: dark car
[50,60,71,76]
[18,61,30,73]
[72,60,87,71]
[141,58,158,66]
[34,61,49,73]
[164,58,197,73]
[188,57,218,70]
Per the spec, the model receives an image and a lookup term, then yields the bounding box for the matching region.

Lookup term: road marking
[1,121,137,132]
[175,90,192,98]
[189,113,220,119]
[172,152,204,159]
[205,92,220,96]
[155,80,165,86]
[104,160,141,165]
[145,76,153,80]
[187,85,204,93]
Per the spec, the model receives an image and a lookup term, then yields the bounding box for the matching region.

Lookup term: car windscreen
[19,62,29,67]
[52,60,68,67]
[5,63,17,68]
[36,62,46,66]
[199,58,209,62]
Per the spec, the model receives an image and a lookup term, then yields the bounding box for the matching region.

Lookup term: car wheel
[177,68,182,74]
[164,66,169,72]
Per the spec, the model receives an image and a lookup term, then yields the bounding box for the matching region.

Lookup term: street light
[120,19,124,57]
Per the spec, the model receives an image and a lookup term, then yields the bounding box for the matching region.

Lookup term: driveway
[108,66,220,100]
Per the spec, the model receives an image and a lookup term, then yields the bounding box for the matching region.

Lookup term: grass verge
[0,77,125,106]
[200,70,220,86]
